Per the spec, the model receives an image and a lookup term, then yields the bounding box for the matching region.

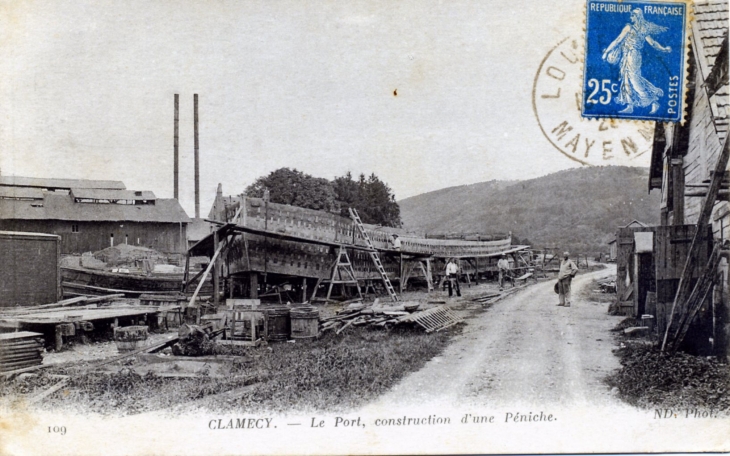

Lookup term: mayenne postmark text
[533,37,654,166]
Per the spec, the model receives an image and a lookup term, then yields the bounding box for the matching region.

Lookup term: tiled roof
[693,1,729,141]
[0,193,190,223]
[695,1,729,69]
[0,175,126,190]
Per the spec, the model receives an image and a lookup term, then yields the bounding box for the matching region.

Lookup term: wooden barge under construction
[61,267,212,298]
[186,192,530,301]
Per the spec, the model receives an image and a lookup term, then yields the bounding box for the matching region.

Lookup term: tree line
[245,168,402,228]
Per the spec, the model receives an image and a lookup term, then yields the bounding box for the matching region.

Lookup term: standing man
[445,258,461,297]
[497,254,511,290]
[557,251,578,307]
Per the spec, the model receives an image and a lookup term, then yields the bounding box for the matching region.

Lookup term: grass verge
[2,325,455,416]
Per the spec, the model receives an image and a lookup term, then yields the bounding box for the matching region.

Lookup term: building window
[71,224,79,233]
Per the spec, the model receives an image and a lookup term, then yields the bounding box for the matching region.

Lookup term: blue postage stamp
[582,0,688,122]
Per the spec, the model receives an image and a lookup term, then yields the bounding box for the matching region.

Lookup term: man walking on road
[445,258,461,297]
[557,251,578,307]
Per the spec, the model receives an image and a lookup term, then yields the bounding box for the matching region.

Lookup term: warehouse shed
[0,176,190,254]
[0,231,61,307]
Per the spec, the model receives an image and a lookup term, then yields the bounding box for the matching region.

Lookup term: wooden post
[302,277,308,303]
[426,259,433,292]
[182,251,191,293]
[249,272,259,299]
[475,256,480,285]
[671,158,684,225]
[399,252,404,294]
[56,235,62,301]
[55,325,63,351]
[213,230,220,307]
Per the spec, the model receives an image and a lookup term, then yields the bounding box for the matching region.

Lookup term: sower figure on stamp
[497,254,511,290]
[445,258,461,297]
[556,251,578,307]
[602,8,672,115]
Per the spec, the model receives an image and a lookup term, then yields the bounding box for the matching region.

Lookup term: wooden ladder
[313,245,363,302]
[348,208,399,302]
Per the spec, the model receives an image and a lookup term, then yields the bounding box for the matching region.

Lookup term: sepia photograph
[0,0,728,454]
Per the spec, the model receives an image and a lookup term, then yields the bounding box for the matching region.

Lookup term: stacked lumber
[0,332,45,373]
[320,301,464,334]
[319,302,412,333]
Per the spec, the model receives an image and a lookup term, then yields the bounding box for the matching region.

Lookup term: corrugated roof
[693,1,729,141]
[0,193,190,223]
[0,175,126,190]
[70,188,156,201]
[0,187,44,200]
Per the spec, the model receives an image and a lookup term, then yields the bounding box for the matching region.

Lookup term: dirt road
[363,266,625,410]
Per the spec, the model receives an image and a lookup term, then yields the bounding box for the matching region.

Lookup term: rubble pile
[171,324,219,356]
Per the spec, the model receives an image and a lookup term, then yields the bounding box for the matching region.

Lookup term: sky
[0,0,646,216]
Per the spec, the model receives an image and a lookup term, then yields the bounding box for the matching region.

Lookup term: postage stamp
[582,0,689,122]
[533,36,655,167]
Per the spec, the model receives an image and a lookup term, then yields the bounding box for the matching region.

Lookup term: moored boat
[61,266,212,297]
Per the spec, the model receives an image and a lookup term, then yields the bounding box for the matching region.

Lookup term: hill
[398,166,661,254]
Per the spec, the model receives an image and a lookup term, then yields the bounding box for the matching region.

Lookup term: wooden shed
[647,0,729,356]
[615,225,657,317]
[0,231,61,307]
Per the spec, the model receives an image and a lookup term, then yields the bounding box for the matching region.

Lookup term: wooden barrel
[290,306,319,340]
[113,325,148,352]
[264,306,290,342]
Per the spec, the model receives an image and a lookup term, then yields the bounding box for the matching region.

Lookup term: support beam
[182,253,191,292]
[399,252,404,294]
[249,272,259,299]
[188,236,229,308]
[474,256,480,284]
[669,242,723,352]
[213,230,220,307]
[662,130,730,351]
[671,158,685,225]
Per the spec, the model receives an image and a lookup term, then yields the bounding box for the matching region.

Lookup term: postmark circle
[532,37,654,166]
